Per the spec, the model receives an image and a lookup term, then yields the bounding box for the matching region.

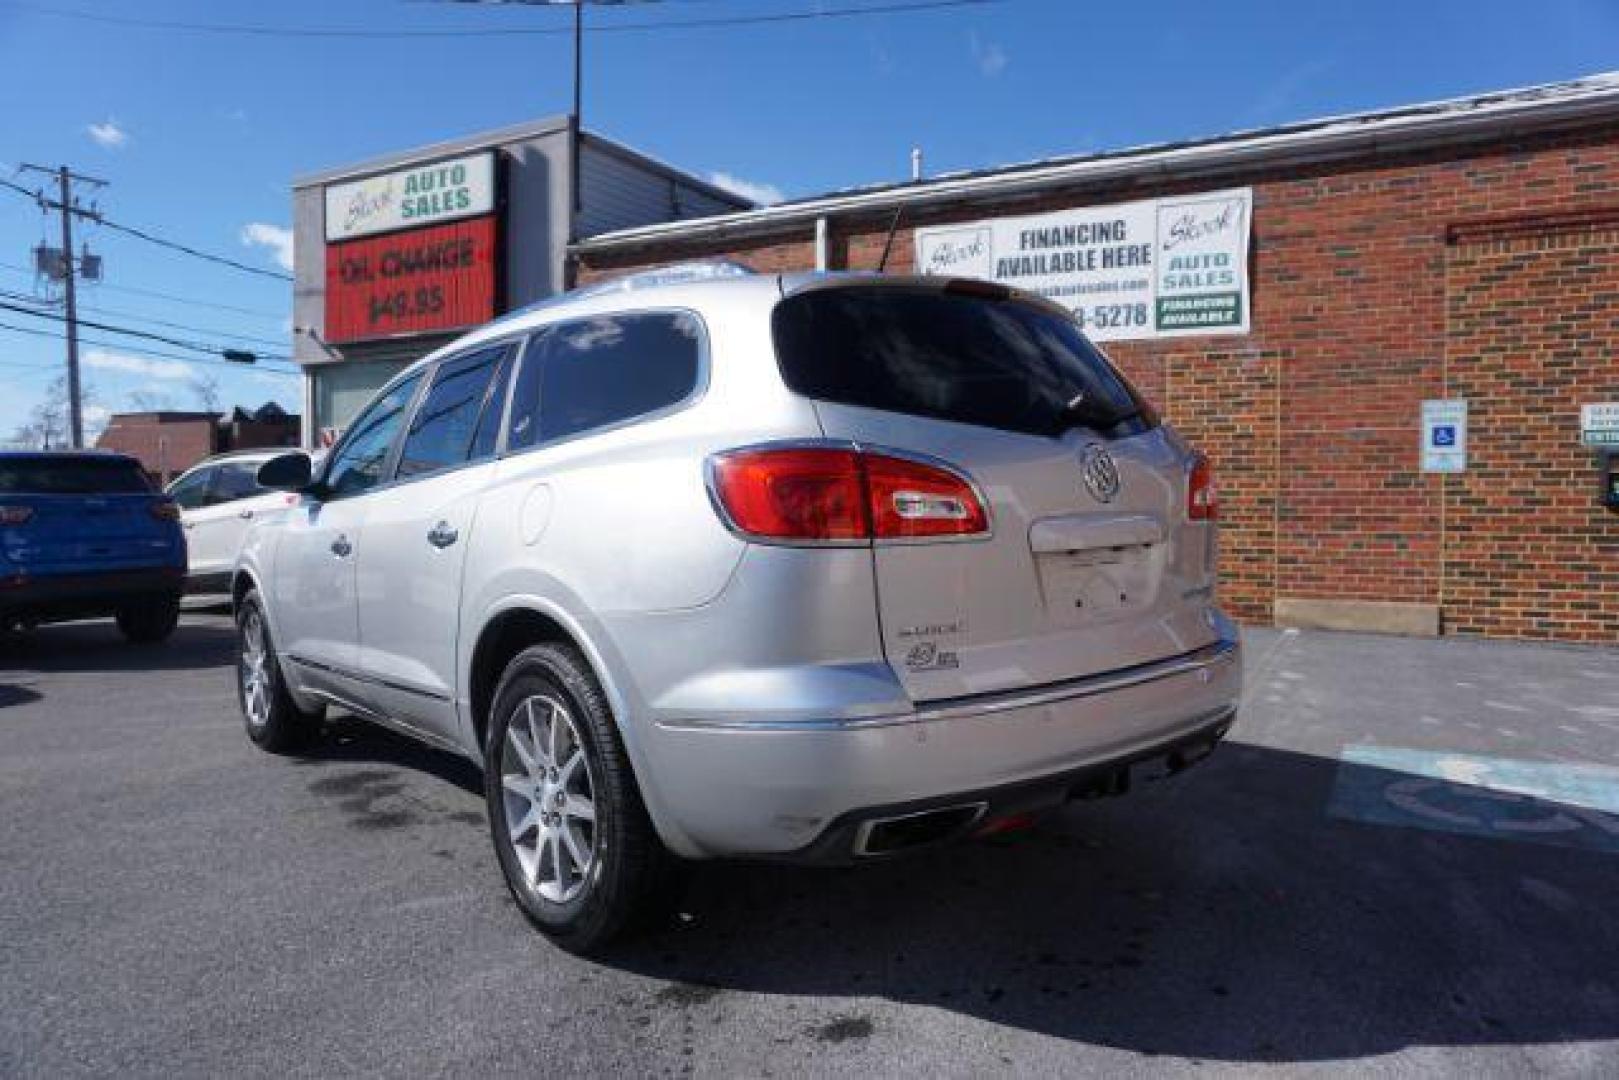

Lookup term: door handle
[427,521,459,549]
[238,508,255,520]
[330,534,353,558]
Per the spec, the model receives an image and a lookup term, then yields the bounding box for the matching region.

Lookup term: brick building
[97,402,300,484]
[573,74,1619,644]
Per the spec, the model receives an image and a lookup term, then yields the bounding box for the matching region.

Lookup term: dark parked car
[0,451,186,642]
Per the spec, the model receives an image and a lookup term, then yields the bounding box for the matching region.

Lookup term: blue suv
[0,451,187,642]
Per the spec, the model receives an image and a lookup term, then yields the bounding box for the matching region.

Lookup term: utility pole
[57,166,83,449]
[19,164,106,449]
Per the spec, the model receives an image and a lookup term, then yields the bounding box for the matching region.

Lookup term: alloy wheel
[499,694,599,904]
[240,609,271,729]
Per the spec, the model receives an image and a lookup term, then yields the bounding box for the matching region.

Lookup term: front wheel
[485,643,679,955]
[116,594,180,643]
[236,591,322,753]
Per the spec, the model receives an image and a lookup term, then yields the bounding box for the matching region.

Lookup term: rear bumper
[643,633,1242,860]
[0,567,184,625]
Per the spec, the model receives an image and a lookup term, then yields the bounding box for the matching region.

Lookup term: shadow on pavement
[290,716,484,798]
[588,740,1619,1064]
[0,618,237,674]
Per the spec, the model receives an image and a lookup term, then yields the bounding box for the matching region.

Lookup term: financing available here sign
[324,151,496,243]
[913,187,1252,342]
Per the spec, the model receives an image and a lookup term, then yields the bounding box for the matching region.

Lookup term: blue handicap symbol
[1431,425,1456,447]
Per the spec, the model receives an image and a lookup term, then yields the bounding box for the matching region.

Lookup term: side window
[506,313,702,452]
[167,469,211,510]
[208,462,264,506]
[395,345,510,480]
[468,347,515,461]
[324,374,423,499]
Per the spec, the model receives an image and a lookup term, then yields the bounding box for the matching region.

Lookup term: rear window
[0,456,152,494]
[772,286,1155,439]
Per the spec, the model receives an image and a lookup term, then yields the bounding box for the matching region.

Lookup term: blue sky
[2,0,1617,440]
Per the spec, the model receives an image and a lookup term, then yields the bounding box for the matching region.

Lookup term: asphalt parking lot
[2,617,1617,1078]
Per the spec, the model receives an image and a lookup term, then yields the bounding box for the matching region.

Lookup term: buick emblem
[1081,445,1120,503]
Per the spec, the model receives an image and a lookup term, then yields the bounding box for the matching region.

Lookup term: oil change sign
[914,187,1252,342]
[324,151,495,242]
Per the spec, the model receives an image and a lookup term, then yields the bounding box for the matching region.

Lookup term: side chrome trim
[299,685,472,760]
[286,654,453,703]
[655,638,1239,733]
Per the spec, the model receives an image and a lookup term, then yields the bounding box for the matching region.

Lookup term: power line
[1,0,1001,38]
[78,304,290,350]
[0,300,296,366]
[0,263,287,321]
[0,320,302,376]
[0,178,293,283]
[83,214,293,283]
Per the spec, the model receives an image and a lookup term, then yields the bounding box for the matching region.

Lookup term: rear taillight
[1188,454,1218,521]
[708,445,989,544]
[149,500,181,522]
[864,453,990,539]
[0,506,33,525]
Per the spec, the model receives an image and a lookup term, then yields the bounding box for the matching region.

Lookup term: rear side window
[0,456,152,494]
[507,312,702,451]
[396,345,511,479]
[772,287,1153,439]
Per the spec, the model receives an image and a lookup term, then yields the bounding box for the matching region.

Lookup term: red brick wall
[1442,223,1619,640]
[96,417,218,484]
[579,125,1619,641]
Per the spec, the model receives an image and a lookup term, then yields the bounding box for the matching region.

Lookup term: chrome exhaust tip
[852,802,988,857]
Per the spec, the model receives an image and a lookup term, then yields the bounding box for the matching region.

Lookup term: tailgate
[773,281,1219,703]
[818,404,1217,701]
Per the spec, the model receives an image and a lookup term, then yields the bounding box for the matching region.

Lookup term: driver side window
[324,374,423,499]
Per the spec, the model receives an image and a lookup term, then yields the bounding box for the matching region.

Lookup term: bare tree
[126,389,176,412]
[9,376,99,449]
[190,373,222,415]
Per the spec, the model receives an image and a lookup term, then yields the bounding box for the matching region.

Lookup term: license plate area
[1037,544,1158,627]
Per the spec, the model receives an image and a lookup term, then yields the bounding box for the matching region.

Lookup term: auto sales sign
[914,187,1252,342]
[324,151,496,242]
[324,216,497,344]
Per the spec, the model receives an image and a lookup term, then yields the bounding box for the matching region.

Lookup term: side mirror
[257,452,313,492]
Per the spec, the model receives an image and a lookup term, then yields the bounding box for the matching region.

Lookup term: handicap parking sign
[1421,400,1467,473]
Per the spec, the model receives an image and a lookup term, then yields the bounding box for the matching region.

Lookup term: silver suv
[236,267,1241,953]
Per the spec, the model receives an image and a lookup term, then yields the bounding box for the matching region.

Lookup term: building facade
[97,403,300,484]
[573,76,1619,643]
[291,118,749,442]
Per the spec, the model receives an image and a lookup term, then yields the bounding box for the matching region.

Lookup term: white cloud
[969,32,1008,78]
[707,171,785,207]
[83,349,193,382]
[87,119,129,149]
[241,222,295,272]
[83,404,111,440]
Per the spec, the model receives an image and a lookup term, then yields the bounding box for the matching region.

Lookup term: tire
[116,594,180,643]
[236,590,322,753]
[485,643,679,955]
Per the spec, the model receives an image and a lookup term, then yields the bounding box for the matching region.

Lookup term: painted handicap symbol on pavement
[1328,745,1619,853]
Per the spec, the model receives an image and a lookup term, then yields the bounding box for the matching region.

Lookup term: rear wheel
[236,591,322,752]
[116,594,180,643]
[485,643,679,955]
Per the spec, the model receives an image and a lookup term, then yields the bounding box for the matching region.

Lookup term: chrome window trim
[497,307,712,462]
